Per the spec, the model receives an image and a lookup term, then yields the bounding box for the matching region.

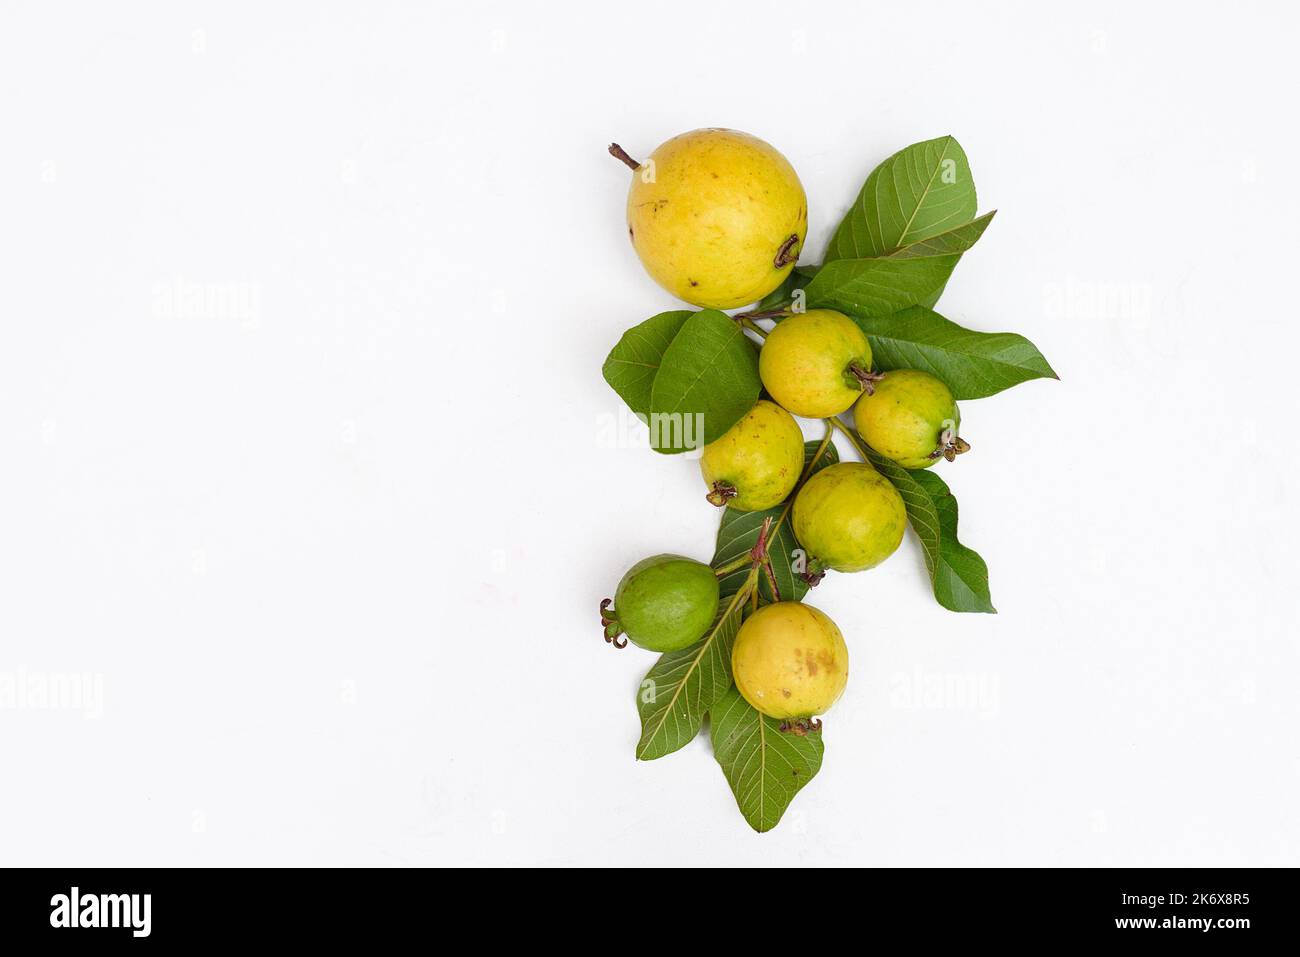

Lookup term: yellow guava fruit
[699,400,804,511]
[758,309,879,418]
[792,462,906,573]
[853,368,967,468]
[616,129,807,309]
[731,601,848,720]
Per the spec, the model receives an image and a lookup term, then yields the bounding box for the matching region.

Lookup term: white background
[2,1,1297,867]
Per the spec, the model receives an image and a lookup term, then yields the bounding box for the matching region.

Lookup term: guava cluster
[602,129,968,723]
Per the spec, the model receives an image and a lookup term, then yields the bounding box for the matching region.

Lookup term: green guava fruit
[758,309,881,418]
[792,462,906,574]
[731,601,848,721]
[853,368,967,468]
[613,129,807,310]
[699,400,805,511]
[600,554,720,652]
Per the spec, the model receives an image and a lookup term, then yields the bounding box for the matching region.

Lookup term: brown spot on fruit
[781,688,791,698]
[806,650,817,675]
[689,279,699,287]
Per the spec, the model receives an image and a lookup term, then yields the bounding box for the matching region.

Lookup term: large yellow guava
[731,602,848,720]
[758,309,878,417]
[620,129,807,310]
[792,462,906,573]
[699,400,805,511]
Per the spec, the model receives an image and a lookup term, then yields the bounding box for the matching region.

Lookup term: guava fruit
[612,130,807,310]
[758,309,882,418]
[792,462,906,574]
[699,400,805,511]
[731,601,848,721]
[600,554,720,652]
[852,368,967,468]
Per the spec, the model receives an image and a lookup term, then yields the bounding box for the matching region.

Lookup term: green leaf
[753,266,821,312]
[712,440,839,603]
[851,306,1057,400]
[861,444,995,613]
[648,309,760,454]
[825,135,977,261]
[893,212,994,308]
[601,310,693,417]
[918,280,947,310]
[635,591,745,760]
[710,685,825,833]
[886,211,996,260]
[803,254,959,317]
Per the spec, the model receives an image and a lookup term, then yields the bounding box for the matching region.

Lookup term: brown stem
[749,517,774,564]
[608,143,640,171]
[773,234,800,268]
[746,517,782,602]
[734,308,790,321]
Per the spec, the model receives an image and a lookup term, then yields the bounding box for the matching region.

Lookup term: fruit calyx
[928,420,971,463]
[773,234,801,268]
[599,598,627,649]
[797,556,826,589]
[779,717,823,736]
[607,143,641,171]
[706,480,738,508]
[844,361,885,395]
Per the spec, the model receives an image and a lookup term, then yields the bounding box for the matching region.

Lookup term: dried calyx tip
[773,234,800,268]
[845,363,885,395]
[798,558,826,588]
[929,426,971,463]
[706,481,737,508]
[599,598,627,648]
[779,717,823,736]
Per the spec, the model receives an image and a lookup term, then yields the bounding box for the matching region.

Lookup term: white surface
[1,0,1297,867]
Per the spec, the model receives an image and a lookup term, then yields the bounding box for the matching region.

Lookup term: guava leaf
[886,211,995,260]
[919,280,947,310]
[648,309,761,454]
[710,685,825,833]
[601,310,694,417]
[861,443,995,613]
[635,590,745,761]
[753,265,821,312]
[825,135,977,261]
[851,306,1057,400]
[879,208,993,311]
[712,440,839,603]
[803,254,959,318]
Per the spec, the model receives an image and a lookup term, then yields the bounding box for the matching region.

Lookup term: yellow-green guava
[616,129,807,310]
[853,368,967,468]
[731,601,848,720]
[699,400,805,511]
[601,554,720,652]
[792,462,906,573]
[758,309,881,418]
